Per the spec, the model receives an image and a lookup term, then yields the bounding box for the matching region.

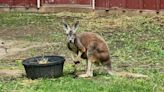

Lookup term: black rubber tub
[22,56,65,79]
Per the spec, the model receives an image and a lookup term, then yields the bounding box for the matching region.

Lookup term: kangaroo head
[62,20,79,43]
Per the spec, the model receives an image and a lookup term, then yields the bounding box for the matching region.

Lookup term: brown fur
[69,32,112,70]
[63,21,149,78]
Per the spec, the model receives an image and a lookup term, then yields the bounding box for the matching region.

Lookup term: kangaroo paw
[73,61,80,65]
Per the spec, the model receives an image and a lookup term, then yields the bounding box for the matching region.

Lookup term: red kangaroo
[62,21,112,77]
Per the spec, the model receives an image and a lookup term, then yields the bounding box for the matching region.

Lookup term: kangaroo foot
[78,72,93,78]
[108,70,114,76]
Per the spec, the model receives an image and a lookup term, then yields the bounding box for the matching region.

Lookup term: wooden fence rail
[0,0,164,11]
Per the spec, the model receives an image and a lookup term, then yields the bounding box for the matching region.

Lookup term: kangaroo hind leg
[78,44,97,78]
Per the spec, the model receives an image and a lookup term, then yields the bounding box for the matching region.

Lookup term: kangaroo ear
[72,21,79,33]
[61,19,70,33]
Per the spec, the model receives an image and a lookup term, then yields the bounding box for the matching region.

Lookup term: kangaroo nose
[70,40,74,43]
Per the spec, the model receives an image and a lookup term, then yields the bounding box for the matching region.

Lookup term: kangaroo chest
[67,42,87,59]
[67,43,78,54]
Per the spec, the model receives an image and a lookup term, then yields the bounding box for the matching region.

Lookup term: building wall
[96,0,164,10]
[0,0,163,10]
[0,0,36,7]
[44,0,91,5]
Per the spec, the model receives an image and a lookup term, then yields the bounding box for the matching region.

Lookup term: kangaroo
[62,20,149,78]
[62,20,112,77]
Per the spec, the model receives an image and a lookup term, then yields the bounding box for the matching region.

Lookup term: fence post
[37,0,41,9]
[92,0,95,10]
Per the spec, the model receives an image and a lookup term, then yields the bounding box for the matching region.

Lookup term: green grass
[0,12,164,92]
[0,77,159,92]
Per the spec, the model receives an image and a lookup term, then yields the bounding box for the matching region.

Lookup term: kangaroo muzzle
[67,31,76,43]
[69,40,74,43]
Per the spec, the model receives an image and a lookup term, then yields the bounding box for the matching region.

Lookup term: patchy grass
[0,12,164,92]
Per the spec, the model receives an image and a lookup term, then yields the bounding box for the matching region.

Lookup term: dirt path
[0,39,61,59]
[0,69,24,78]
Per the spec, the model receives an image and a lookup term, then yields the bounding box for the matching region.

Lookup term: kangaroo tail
[102,59,148,78]
[114,71,149,79]
[101,58,113,75]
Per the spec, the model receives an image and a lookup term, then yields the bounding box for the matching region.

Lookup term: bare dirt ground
[0,39,60,60]
[0,39,62,78]
[0,69,23,78]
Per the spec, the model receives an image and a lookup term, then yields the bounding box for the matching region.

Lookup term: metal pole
[92,0,95,9]
[37,0,41,9]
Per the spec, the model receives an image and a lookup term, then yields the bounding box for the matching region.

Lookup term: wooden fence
[0,0,164,11]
